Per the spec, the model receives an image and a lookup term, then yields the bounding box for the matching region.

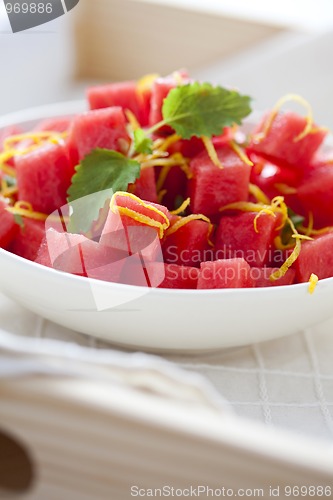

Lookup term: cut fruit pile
[1,71,333,291]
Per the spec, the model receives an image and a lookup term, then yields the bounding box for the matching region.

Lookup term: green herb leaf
[14,214,24,228]
[160,82,252,139]
[133,128,153,154]
[67,148,141,233]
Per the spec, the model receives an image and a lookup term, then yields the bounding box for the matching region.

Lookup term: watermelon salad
[0,71,332,292]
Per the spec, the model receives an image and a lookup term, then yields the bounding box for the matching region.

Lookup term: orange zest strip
[1,184,18,198]
[156,165,172,192]
[0,130,69,177]
[154,133,181,153]
[252,94,315,144]
[302,211,314,237]
[136,73,159,97]
[298,212,333,237]
[170,197,190,215]
[253,209,276,233]
[140,152,187,170]
[270,217,313,281]
[229,139,254,166]
[3,131,66,150]
[157,189,167,204]
[274,183,297,195]
[0,160,16,177]
[300,225,333,236]
[249,183,270,205]
[308,273,319,294]
[165,213,214,246]
[179,162,192,179]
[125,109,140,131]
[201,136,223,169]
[110,191,170,239]
[270,238,302,281]
[6,201,48,221]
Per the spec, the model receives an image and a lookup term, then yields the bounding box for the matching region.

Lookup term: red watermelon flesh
[167,129,232,159]
[69,107,130,160]
[118,255,165,287]
[294,232,333,282]
[35,228,86,274]
[100,195,169,258]
[250,154,301,196]
[36,228,128,281]
[163,218,211,267]
[189,145,251,216]
[149,71,190,132]
[215,212,278,267]
[156,165,187,211]
[248,112,326,169]
[80,238,127,282]
[249,153,304,215]
[10,218,45,261]
[131,167,158,203]
[16,142,74,214]
[34,117,72,133]
[158,263,199,289]
[297,165,333,228]
[197,258,254,289]
[251,267,295,287]
[0,197,19,249]
[87,80,152,127]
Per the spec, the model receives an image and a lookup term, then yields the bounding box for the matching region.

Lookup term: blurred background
[0,0,332,126]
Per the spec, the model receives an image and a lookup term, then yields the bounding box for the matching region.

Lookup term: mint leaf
[134,128,153,154]
[14,214,24,228]
[160,82,252,139]
[67,148,141,233]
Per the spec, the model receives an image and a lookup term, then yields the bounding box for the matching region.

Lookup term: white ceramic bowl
[1,102,333,352]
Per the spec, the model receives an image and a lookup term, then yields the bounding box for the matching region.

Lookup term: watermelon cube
[249,153,302,211]
[189,145,251,216]
[87,80,152,127]
[10,218,45,261]
[36,228,129,282]
[131,167,158,204]
[251,267,295,287]
[163,218,211,267]
[297,165,333,227]
[149,71,189,132]
[34,117,72,133]
[80,238,127,283]
[215,212,278,267]
[0,198,19,249]
[197,258,254,289]
[248,112,326,169]
[36,228,86,274]
[16,142,74,214]
[158,263,199,289]
[69,107,130,160]
[118,255,165,287]
[295,232,333,282]
[100,194,170,254]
